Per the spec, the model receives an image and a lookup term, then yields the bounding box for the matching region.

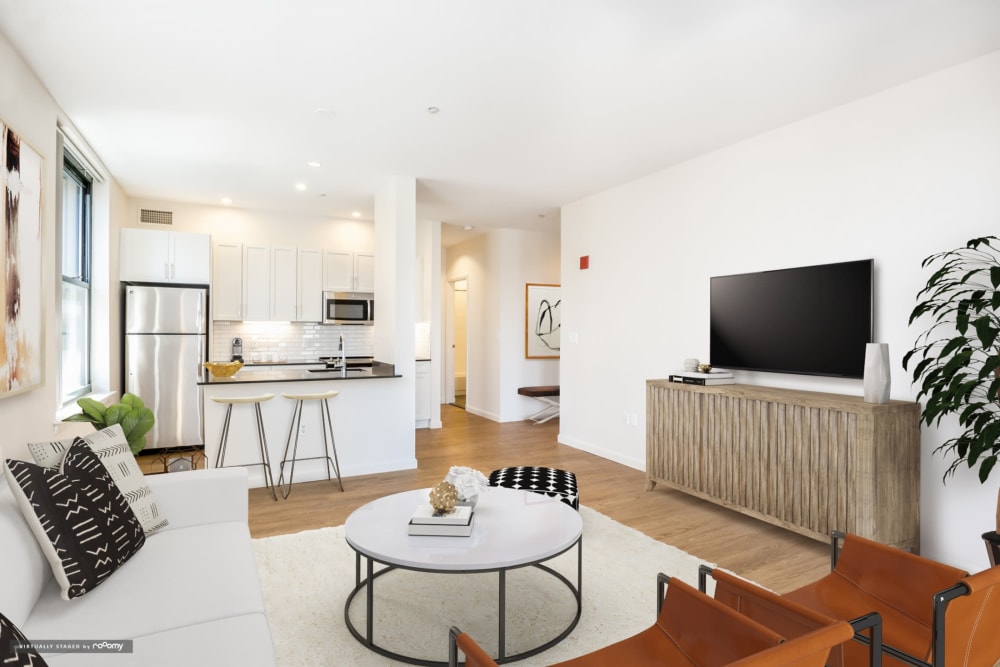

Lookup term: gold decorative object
[698,363,713,374]
[429,481,458,514]
[203,361,243,377]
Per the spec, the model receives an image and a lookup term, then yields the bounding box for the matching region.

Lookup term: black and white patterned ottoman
[488,466,579,510]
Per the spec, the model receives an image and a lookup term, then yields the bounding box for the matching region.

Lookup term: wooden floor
[247,405,829,593]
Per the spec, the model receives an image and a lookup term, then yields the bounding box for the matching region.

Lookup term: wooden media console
[646,380,921,550]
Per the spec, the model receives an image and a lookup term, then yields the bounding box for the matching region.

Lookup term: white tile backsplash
[212,321,374,362]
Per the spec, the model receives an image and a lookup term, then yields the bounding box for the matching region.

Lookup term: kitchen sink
[307,368,366,373]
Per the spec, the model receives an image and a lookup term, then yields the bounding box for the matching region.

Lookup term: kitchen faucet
[339,333,346,377]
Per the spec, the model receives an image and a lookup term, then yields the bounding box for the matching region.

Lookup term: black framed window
[60,156,92,403]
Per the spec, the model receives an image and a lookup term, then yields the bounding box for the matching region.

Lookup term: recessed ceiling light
[352,211,361,218]
[221,197,232,205]
[313,107,336,117]
[427,106,440,114]
[307,161,321,168]
[463,225,474,230]
[295,183,307,192]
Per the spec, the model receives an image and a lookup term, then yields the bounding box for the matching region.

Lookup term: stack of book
[408,504,475,537]
[668,370,735,386]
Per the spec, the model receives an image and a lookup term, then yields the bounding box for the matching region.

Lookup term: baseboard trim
[464,405,501,422]
[557,434,644,472]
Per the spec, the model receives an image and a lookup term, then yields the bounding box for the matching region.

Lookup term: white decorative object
[864,343,891,404]
[683,358,699,372]
[444,466,488,507]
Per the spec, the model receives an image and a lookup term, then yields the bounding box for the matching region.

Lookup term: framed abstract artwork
[1,119,44,397]
[525,283,560,359]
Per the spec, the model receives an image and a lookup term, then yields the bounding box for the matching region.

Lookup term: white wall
[497,229,560,422]
[445,229,560,422]
[126,198,374,251]
[446,235,495,419]
[561,50,1000,571]
[0,32,128,461]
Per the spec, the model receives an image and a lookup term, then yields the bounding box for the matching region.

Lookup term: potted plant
[903,235,1000,534]
[62,392,155,455]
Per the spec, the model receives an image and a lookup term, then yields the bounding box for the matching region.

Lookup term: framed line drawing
[526,283,560,359]
[1,119,44,398]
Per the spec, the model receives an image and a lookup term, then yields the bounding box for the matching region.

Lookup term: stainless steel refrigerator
[124,284,208,450]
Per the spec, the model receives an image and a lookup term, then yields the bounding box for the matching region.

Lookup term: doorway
[450,279,468,409]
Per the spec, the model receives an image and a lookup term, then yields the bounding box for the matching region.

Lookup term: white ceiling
[2,1,1000,242]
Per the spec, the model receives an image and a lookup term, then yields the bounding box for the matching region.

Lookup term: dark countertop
[199,361,399,385]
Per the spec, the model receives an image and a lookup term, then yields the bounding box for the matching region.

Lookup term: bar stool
[278,389,344,498]
[211,393,277,501]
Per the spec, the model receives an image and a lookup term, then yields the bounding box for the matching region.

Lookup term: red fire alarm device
[579,255,590,270]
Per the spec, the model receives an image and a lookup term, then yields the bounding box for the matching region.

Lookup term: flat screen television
[709,259,873,379]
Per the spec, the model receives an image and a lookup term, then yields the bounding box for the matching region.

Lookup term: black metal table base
[344,537,583,666]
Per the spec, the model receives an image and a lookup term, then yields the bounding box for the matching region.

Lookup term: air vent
[138,209,173,226]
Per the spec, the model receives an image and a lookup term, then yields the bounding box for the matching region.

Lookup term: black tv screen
[710,259,873,379]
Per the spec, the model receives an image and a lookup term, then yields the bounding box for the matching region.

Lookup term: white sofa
[0,466,277,666]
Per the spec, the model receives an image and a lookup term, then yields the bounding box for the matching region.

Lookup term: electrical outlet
[629,413,639,427]
[299,423,307,436]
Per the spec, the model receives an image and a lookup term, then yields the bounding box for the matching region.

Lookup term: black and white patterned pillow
[1,611,48,666]
[4,439,146,600]
[29,424,168,535]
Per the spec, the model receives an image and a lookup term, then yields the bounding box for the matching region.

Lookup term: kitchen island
[198,361,414,490]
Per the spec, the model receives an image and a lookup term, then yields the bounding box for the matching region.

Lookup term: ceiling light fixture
[427,106,440,114]
[464,225,474,230]
[352,211,361,218]
[307,161,321,168]
[221,197,232,205]
[295,183,307,192]
[313,107,336,117]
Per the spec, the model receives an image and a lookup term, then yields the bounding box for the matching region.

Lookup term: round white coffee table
[344,487,583,665]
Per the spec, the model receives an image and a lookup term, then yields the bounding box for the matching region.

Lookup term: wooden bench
[518,385,560,423]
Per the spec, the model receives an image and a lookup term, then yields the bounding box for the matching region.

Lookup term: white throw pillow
[28,425,168,535]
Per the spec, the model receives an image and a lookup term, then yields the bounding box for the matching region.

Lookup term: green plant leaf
[973,316,1000,349]
[104,404,130,426]
[121,393,146,411]
[129,434,147,456]
[980,456,998,483]
[938,336,968,358]
[76,397,106,423]
[62,413,96,423]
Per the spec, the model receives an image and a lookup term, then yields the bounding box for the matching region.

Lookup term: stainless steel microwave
[323,291,374,325]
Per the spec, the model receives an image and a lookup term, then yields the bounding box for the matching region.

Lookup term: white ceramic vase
[863,343,891,404]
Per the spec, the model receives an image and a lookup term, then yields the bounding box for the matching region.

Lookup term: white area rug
[252,506,715,666]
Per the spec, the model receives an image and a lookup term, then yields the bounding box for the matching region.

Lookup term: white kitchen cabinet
[355,252,375,292]
[415,360,431,427]
[212,241,243,321]
[120,228,210,284]
[243,244,270,321]
[323,249,374,293]
[297,248,323,322]
[270,246,297,321]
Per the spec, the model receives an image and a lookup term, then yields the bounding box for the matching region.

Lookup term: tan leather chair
[449,626,498,667]
[785,531,1000,667]
[702,565,881,667]
[449,574,852,667]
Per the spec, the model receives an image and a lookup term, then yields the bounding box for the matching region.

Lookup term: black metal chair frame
[983,530,1000,567]
[278,393,344,498]
[214,398,277,501]
[811,531,973,667]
